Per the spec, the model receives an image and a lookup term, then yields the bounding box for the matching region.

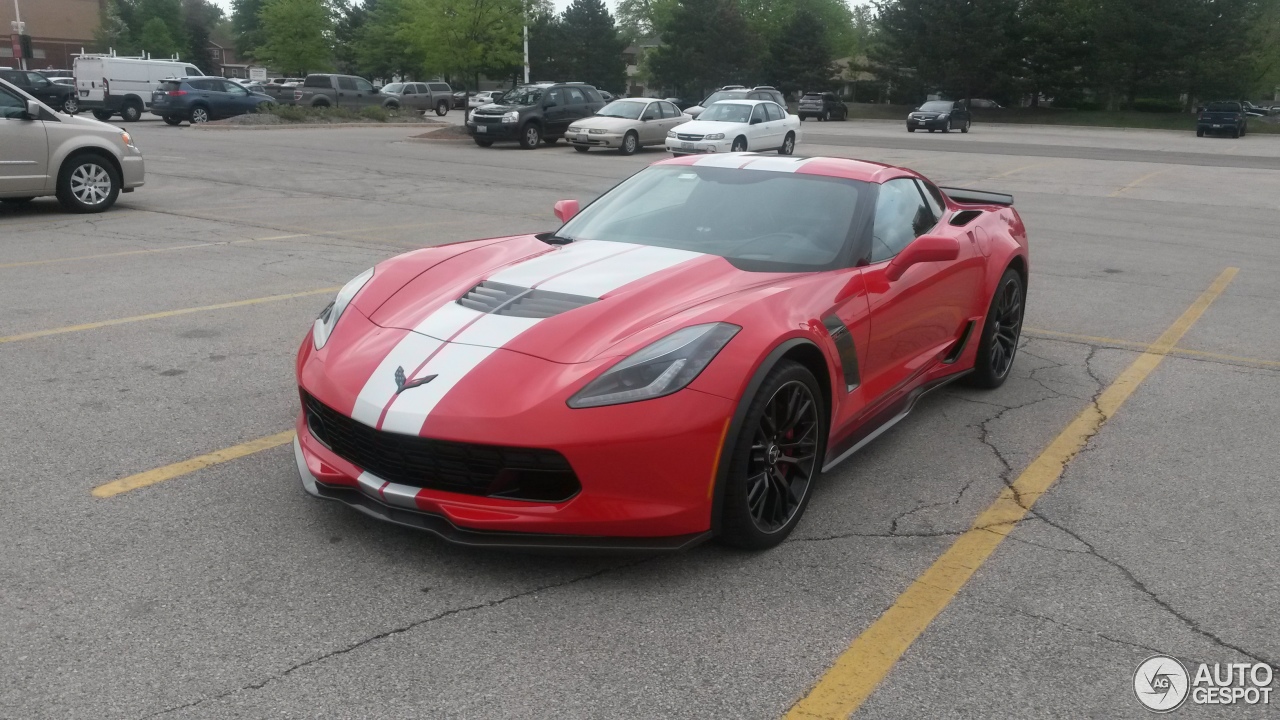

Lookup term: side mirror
[554,199,580,223]
[750,117,762,125]
[24,100,41,119]
[885,234,960,281]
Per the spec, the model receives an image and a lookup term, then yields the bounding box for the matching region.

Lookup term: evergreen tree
[137,17,180,57]
[765,8,833,96]
[559,0,627,92]
[647,0,760,97]
[231,0,269,58]
[181,0,221,70]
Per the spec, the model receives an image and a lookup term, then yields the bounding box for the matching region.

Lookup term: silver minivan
[0,77,145,213]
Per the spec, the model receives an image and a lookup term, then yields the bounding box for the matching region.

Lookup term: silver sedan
[566,98,689,155]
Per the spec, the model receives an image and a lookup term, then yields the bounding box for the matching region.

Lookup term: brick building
[2,0,103,71]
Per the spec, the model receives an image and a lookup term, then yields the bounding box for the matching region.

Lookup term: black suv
[798,92,847,121]
[0,68,77,113]
[907,100,971,133]
[467,83,606,148]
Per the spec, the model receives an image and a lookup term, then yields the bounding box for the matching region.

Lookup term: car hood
[568,116,640,131]
[50,111,126,135]
[671,119,747,134]
[473,103,528,114]
[346,236,783,365]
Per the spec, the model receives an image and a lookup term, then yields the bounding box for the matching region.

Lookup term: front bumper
[467,119,520,139]
[907,117,950,130]
[121,152,145,189]
[567,131,623,148]
[665,138,732,154]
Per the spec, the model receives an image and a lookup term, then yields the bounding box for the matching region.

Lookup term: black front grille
[303,392,580,502]
[472,114,502,124]
[457,280,595,319]
[677,133,704,142]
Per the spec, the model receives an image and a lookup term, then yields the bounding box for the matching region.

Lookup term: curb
[192,122,445,131]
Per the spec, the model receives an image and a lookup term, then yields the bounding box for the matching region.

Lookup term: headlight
[938,113,950,119]
[568,323,740,408]
[120,131,135,148]
[704,133,725,140]
[312,268,373,350]
[501,111,519,123]
[667,130,676,138]
[589,128,608,134]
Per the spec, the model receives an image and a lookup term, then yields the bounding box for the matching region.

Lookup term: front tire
[189,105,210,124]
[163,115,183,126]
[473,137,494,147]
[719,360,825,550]
[519,123,541,149]
[56,154,121,213]
[619,131,638,155]
[731,136,748,152]
[778,131,795,155]
[574,145,589,153]
[966,267,1025,389]
[120,100,143,122]
[92,110,113,121]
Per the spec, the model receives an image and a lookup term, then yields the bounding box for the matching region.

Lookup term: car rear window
[1206,102,1241,112]
[303,75,330,87]
[157,80,183,91]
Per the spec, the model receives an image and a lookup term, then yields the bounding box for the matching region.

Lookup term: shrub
[1133,98,1183,113]
[359,105,390,122]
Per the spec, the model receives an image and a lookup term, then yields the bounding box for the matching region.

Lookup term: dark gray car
[380,81,453,116]
[294,74,400,110]
[149,77,275,125]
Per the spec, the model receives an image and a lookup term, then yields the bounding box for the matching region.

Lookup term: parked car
[1197,101,1247,138]
[666,99,800,155]
[907,100,972,133]
[379,81,454,115]
[1240,101,1268,118]
[452,90,469,109]
[74,54,203,122]
[566,98,689,155]
[261,78,303,104]
[599,90,615,102]
[665,97,697,111]
[467,82,607,149]
[0,77,144,212]
[968,98,1003,109]
[468,90,507,110]
[685,87,788,118]
[294,74,401,110]
[150,76,275,125]
[798,92,847,121]
[0,68,78,114]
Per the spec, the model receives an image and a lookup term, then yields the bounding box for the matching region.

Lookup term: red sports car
[293,154,1028,550]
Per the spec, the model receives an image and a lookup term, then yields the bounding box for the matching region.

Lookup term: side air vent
[457,280,597,319]
[822,315,861,392]
[950,210,983,227]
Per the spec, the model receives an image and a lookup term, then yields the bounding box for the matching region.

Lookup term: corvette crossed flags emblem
[394,366,438,394]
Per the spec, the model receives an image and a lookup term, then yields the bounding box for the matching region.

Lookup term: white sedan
[665,100,800,156]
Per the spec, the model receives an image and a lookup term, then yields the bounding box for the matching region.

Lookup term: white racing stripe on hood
[537,245,703,297]
[350,239,705,436]
[740,156,815,173]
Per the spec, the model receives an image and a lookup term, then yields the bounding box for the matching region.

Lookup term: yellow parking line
[92,431,297,498]
[1109,168,1170,197]
[0,234,316,269]
[1024,327,1280,370]
[0,287,338,344]
[785,267,1238,719]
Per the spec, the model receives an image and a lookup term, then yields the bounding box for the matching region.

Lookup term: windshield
[504,87,544,106]
[557,165,866,272]
[597,100,646,119]
[698,102,754,123]
[701,91,748,107]
[381,83,404,94]
[918,101,954,112]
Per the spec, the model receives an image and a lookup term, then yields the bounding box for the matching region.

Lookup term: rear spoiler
[940,186,1014,207]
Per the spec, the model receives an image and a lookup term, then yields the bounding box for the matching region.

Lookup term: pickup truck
[1196,101,1247,138]
[293,74,401,110]
[260,78,303,105]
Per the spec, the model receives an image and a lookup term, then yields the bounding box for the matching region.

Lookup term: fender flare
[708,337,829,535]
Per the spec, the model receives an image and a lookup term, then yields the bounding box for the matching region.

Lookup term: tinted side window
[641,102,659,120]
[661,101,680,118]
[917,179,947,220]
[871,179,935,262]
[337,77,357,91]
[565,87,586,105]
[429,83,450,92]
[0,86,27,118]
[583,88,602,103]
[188,79,214,91]
[354,78,374,92]
[546,88,564,106]
[304,76,329,88]
[750,104,766,123]
[27,72,50,87]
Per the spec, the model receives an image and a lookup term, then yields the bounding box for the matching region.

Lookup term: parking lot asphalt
[2,117,1277,719]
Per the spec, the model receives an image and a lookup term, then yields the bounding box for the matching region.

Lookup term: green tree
[527,1,569,83]
[616,0,677,37]
[231,0,269,58]
[647,0,760,97]
[137,17,180,57]
[398,0,524,92]
[764,8,833,96]
[558,0,627,92]
[353,0,421,80]
[1247,0,1280,97]
[1016,0,1094,107]
[181,0,222,70]
[255,0,334,75]
[96,0,138,54]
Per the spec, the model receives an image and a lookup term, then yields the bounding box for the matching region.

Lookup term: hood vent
[458,280,596,319]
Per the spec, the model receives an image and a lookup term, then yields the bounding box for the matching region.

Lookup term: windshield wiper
[536,232,574,245]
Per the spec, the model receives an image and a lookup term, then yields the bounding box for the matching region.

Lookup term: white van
[74,54,203,122]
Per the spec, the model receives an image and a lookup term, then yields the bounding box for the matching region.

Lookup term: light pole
[11,0,26,71]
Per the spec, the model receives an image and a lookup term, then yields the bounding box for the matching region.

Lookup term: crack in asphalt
[993,602,1169,655]
[138,559,651,719]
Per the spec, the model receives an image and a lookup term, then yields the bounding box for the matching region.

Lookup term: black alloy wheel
[719,360,825,549]
[967,267,1024,388]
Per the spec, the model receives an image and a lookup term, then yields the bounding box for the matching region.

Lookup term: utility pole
[11,0,26,71]
[522,21,529,84]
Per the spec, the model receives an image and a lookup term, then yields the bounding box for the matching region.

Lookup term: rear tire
[435,100,449,116]
[778,131,795,155]
[56,154,121,214]
[473,137,494,147]
[574,145,589,153]
[1196,128,1205,137]
[718,360,826,550]
[965,267,1025,389]
[92,110,113,121]
[519,123,541,149]
[961,119,971,133]
[189,105,210,124]
[619,131,638,155]
[120,100,143,122]
[62,96,79,114]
